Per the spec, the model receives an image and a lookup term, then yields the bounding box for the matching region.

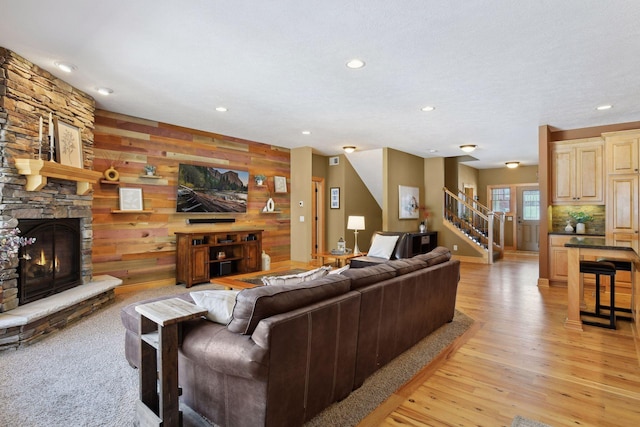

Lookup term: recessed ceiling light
[54,61,76,73]
[596,104,612,111]
[343,146,356,153]
[215,107,228,112]
[428,149,438,153]
[459,144,477,153]
[97,87,113,96]
[301,130,311,135]
[346,59,365,69]
[421,106,435,112]
[505,161,520,169]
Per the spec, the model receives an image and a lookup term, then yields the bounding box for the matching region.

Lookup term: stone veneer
[0,47,96,313]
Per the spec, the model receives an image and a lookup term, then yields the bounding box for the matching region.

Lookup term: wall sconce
[347,215,365,254]
[505,161,520,169]
[343,146,356,153]
[459,145,477,153]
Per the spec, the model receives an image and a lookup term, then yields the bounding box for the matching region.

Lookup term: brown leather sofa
[121,246,460,427]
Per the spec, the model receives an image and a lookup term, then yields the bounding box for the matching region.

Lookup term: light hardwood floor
[359,253,640,426]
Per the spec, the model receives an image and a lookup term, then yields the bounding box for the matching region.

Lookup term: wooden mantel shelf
[15,159,103,195]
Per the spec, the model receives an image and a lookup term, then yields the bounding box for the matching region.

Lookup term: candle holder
[49,135,56,162]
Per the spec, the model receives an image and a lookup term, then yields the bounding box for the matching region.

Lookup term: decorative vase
[266,197,275,212]
[565,220,573,233]
[104,166,119,181]
[261,250,271,271]
[256,179,263,186]
[419,222,426,233]
[576,222,586,234]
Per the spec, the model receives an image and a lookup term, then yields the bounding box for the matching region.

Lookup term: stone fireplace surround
[0,48,121,349]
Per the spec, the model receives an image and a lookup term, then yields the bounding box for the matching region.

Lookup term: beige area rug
[0,282,473,427]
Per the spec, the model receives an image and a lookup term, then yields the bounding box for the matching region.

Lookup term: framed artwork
[274,176,287,193]
[330,187,340,209]
[119,188,144,211]
[54,118,83,168]
[398,185,419,219]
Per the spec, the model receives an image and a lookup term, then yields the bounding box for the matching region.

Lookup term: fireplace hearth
[18,219,81,305]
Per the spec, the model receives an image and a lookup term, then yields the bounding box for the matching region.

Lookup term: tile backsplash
[550,205,605,235]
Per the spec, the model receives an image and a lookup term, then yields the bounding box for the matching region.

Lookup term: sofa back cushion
[414,246,451,266]
[386,258,427,275]
[342,263,396,290]
[227,274,351,335]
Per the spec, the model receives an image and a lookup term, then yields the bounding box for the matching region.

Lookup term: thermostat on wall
[329,156,339,166]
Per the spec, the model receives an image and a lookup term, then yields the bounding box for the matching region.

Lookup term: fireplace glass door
[18,219,81,305]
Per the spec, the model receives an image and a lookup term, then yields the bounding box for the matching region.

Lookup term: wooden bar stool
[579,260,617,329]
[596,258,634,320]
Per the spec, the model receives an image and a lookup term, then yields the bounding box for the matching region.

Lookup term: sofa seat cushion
[414,246,451,266]
[342,263,396,290]
[227,274,351,335]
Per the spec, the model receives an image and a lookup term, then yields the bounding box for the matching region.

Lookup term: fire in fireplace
[18,219,81,305]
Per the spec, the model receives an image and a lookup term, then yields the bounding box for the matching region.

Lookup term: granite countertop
[564,236,635,251]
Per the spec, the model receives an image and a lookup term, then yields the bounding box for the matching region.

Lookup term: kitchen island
[564,237,639,331]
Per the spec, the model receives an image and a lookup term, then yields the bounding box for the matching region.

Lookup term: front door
[516,185,540,251]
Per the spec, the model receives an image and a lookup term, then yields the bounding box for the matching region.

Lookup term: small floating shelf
[15,159,102,195]
[111,209,154,214]
[139,174,163,179]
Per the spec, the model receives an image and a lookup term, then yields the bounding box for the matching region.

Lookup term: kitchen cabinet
[604,130,640,174]
[606,174,639,253]
[550,138,604,204]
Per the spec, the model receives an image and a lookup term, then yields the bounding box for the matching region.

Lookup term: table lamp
[347,215,365,255]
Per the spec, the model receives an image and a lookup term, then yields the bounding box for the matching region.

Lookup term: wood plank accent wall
[92,110,290,290]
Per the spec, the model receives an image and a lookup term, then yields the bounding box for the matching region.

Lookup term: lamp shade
[347,215,365,230]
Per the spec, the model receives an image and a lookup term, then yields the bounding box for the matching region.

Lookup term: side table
[311,251,364,267]
[135,298,206,427]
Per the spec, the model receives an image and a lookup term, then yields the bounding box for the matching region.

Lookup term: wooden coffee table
[311,251,363,267]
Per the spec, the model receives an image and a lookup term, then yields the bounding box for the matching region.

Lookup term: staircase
[443,187,504,263]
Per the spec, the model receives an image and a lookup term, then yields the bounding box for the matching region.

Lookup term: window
[491,187,511,212]
[522,190,540,220]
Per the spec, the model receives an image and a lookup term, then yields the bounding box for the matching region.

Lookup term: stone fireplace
[0,47,121,349]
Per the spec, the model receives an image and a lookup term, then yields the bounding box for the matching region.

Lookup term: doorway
[516,186,540,252]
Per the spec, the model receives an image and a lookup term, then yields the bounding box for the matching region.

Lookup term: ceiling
[2,1,640,169]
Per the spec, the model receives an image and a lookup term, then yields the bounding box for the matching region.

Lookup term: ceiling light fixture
[459,144,477,153]
[343,146,356,153]
[346,59,365,69]
[421,106,435,112]
[215,107,228,112]
[301,130,311,135]
[54,61,76,73]
[505,161,520,169]
[97,87,113,96]
[596,104,613,111]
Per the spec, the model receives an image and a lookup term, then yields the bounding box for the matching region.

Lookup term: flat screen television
[176,164,248,213]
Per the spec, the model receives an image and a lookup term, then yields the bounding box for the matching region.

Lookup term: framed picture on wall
[330,187,340,209]
[398,185,419,219]
[119,188,144,211]
[54,118,84,168]
[274,176,287,193]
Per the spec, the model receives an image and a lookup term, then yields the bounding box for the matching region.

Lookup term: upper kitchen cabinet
[604,130,640,174]
[550,138,604,205]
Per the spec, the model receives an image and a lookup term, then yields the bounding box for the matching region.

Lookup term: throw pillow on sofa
[190,290,239,324]
[366,234,399,259]
[261,265,331,286]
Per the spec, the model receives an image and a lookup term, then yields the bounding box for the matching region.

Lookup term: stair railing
[443,187,505,262]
